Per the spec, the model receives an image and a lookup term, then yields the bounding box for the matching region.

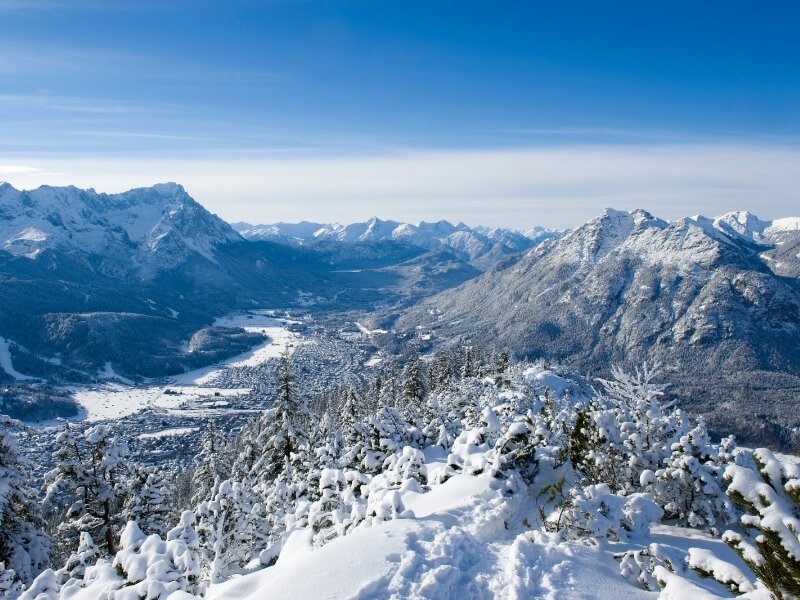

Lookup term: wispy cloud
[486,126,667,140]
[3,144,799,228]
[0,0,171,13]
[0,39,284,85]
[64,130,211,142]
[0,92,174,114]
[0,164,62,177]
[0,165,41,175]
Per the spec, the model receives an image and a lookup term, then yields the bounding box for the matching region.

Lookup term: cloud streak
[2,144,799,228]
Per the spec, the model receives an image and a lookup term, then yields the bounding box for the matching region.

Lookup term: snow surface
[67,312,301,422]
[0,337,39,381]
[69,384,248,422]
[138,427,200,440]
[0,182,241,275]
[200,465,763,600]
[207,469,661,600]
[175,312,302,384]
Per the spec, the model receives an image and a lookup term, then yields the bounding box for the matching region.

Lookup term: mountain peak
[0,183,240,273]
[151,182,187,197]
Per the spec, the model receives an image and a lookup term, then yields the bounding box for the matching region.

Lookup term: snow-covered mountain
[394,208,800,449]
[235,217,562,270]
[0,185,483,383]
[0,182,241,278]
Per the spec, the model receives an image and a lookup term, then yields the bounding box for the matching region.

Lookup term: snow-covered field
[138,427,200,440]
[176,311,302,383]
[0,337,40,381]
[68,311,303,422]
[70,384,249,422]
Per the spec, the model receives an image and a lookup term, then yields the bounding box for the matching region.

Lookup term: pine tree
[0,562,24,597]
[62,532,100,581]
[0,416,50,587]
[491,412,541,483]
[123,467,175,537]
[568,406,596,475]
[308,467,348,547]
[45,423,130,559]
[582,363,680,493]
[401,351,426,406]
[430,350,454,391]
[460,346,474,379]
[494,350,511,387]
[250,350,310,487]
[721,448,800,600]
[645,419,734,532]
[196,479,269,586]
[192,420,232,507]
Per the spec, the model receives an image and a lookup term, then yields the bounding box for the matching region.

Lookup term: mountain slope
[0,184,335,382]
[0,182,241,278]
[393,208,800,449]
[0,184,484,385]
[235,217,562,270]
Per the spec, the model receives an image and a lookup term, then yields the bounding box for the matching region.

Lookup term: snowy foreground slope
[207,461,744,600]
[15,361,799,600]
[24,447,769,600]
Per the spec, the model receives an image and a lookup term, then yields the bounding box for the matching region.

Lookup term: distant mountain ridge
[391,207,800,449]
[235,217,562,269]
[0,183,497,385]
[0,182,242,278]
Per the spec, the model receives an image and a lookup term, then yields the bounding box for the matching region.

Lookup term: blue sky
[1,0,799,227]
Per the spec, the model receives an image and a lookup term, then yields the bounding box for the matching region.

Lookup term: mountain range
[2,182,799,449]
[0,184,511,384]
[234,217,560,270]
[388,208,800,449]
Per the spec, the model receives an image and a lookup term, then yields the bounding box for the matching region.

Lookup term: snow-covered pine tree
[491,411,542,484]
[230,417,262,482]
[582,364,679,493]
[644,419,734,532]
[123,466,175,537]
[192,420,232,507]
[111,521,201,598]
[429,349,455,392]
[308,467,348,546]
[0,562,24,597]
[195,479,269,586]
[400,351,426,418]
[62,532,100,581]
[597,363,678,482]
[568,405,598,476]
[250,349,310,487]
[420,392,460,449]
[0,415,50,587]
[359,402,417,475]
[337,387,369,472]
[460,346,474,379]
[721,448,800,599]
[44,423,130,559]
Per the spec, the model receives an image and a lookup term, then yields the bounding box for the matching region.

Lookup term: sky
[1,0,799,228]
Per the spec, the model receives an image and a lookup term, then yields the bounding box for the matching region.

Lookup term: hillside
[392,208,800,450]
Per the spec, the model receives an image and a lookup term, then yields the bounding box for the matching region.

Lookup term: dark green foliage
[568,408,595,474]
[722,450,800,600]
